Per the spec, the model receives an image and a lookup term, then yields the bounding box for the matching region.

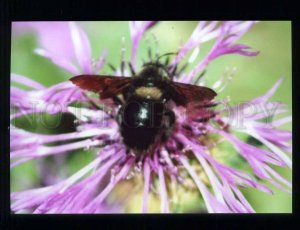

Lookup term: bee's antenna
[156,52,178,64]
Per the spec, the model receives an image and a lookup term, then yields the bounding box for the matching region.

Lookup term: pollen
[135,86,163,100]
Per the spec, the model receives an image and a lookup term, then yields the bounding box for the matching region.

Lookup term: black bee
[70,60,217,154]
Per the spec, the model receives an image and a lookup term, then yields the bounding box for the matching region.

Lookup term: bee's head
[138,64,167,84]
[140,52,178,81]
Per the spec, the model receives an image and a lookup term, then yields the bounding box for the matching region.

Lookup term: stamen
[158,165,169,213]
[188,47,200,63]
[193,69,206,85]
[176,63,188,77]
[108,63,117,73]
[212,67,236,92]
[142,158,151,213]
[128,62,136,76]
[150,32,159,60]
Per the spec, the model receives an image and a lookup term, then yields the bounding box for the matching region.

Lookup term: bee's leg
[191,101,219,110]
[112,96,124,106]
[82,92,105,110]
[116,105,124,126]
[194,112,216,123]
[81,93,116,119]
[161,108,176,142]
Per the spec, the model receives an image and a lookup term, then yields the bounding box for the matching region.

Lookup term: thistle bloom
[11,21,292,213]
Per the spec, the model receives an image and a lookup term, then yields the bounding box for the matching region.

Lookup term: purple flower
[11,21,292,213]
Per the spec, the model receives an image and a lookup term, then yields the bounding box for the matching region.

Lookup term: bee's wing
[169,81,217,106]
[70,75,132,99]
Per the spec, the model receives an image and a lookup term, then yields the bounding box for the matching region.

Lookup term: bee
[70,58,217,155]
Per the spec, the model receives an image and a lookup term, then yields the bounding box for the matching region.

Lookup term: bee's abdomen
[119,98,164,151]
[121,126,160,151]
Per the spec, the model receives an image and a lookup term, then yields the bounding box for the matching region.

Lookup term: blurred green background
[11,21,292,213]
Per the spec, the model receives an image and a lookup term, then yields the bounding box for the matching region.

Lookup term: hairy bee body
[70,61,216,154]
